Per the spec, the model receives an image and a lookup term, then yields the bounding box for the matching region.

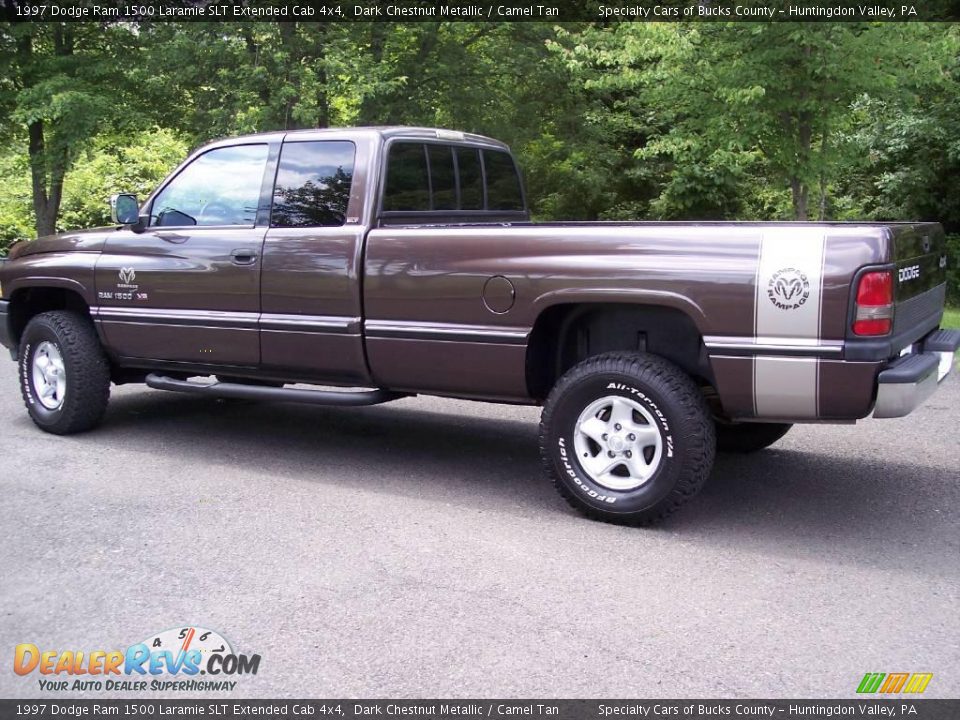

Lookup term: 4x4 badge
[767,267,810,310]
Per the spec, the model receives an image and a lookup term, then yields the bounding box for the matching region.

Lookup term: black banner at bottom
[0,700,958,720]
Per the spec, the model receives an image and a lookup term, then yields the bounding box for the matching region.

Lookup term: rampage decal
[767,267,811,310]
[753,231,827,419]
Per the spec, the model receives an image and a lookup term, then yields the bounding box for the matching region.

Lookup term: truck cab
[1,127,956,527]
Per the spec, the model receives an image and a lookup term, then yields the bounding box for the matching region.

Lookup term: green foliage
[554,23,938,221]
[58,129,189,231]
[0,23,146,235]
[947,235,960,306]
[0,129,187,252]
[837,27,960,233]
[0,19,957,304]
[942,306,960,330]
[0,147,33,251]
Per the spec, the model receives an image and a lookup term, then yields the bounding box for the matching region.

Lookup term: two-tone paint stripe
[94,307,360,334]
[751,229,828,419]
[704,335,842,357]
[705,230,833,420]
[93,307,528,345]
[363,319,528,345]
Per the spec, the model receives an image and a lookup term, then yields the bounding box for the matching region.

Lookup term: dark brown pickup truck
[1,127,957,525]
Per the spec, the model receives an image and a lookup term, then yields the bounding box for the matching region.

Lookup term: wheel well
[526,303,714,400]
[9,287,92,348]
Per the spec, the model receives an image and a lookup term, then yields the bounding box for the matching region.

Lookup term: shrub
[946,234,960,306]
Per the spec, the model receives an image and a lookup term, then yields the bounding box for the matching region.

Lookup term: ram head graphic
[768,268,809,309]
[118,267,136,284]
[774,273,804,300]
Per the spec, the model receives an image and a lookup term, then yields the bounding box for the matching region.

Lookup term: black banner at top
[2,0,960,23]
[0,700,959,719]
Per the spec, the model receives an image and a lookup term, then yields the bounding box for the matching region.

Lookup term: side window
[456,147,484,210]
[152,144,268,227]
[483,149,524,211]
[384,143,430,211]
[271,141,355,228]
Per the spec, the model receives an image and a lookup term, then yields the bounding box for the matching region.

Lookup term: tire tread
[539,352,715,526]
[19,310,111,435]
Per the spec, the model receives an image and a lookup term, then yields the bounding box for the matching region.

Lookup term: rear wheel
[715,421,791,453]
[540,352,715,526]
[18,311,111,435]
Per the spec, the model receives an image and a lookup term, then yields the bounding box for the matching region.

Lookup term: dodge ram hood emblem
[118,267,136,284]
[767,267,811,310]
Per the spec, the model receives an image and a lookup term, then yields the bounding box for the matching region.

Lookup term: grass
[943,306,960,330]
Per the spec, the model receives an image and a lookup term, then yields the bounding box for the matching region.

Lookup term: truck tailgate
[887,223,948,337]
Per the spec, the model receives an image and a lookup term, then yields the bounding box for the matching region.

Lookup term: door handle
[230,249,258,265]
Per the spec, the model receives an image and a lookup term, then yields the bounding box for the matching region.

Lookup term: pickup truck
[0,126,957,526]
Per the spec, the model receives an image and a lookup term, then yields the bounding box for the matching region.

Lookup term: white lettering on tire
[605,382,674,457]
[20,342,35,407]
[558,438,616,504]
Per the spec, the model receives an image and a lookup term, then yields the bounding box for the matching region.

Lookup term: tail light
[852,271,893,336]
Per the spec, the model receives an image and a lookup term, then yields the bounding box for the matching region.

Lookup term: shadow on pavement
[61,390,959,572]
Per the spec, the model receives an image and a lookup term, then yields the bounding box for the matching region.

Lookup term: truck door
[95,142,274,367]
[259,138,372,385]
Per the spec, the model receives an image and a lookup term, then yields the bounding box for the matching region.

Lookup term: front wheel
[18,311,111,435]
[540,352,715,526]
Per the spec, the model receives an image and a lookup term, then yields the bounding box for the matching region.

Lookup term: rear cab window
[381,140,526,220]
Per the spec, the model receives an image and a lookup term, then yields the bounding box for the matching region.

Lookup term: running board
[145,374,406,407]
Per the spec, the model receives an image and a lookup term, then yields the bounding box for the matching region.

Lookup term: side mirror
[110,193,140,225]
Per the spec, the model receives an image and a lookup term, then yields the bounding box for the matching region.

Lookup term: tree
[557,22,934,220]
[0,21,138,236]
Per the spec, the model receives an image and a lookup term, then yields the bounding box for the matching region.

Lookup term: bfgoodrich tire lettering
[540,352,715,526]
[18,311,111,435]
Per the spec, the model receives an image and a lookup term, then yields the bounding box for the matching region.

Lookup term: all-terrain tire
[715,421,791,453]
[540,352,715,526]
[18,311,111,435]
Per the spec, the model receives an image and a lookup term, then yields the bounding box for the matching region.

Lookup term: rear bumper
[0,299,12,358]
[873,329,959,418]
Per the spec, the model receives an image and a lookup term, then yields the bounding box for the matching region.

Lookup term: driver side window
[151,144,269,227]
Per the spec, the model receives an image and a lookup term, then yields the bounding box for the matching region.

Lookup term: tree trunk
[790,178,809,221]
[278,23,300,129]
[241,26,272,107]
[792,113,813,221]
[358,24,388,124]
[818,132,828,220]
[21,26,72,238]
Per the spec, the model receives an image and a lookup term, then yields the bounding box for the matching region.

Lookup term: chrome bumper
[873,329,959,419]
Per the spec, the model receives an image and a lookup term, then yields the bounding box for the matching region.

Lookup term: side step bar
[145,374,407,407]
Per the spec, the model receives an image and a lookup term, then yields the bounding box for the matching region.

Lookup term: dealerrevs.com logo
[13,626,261,692]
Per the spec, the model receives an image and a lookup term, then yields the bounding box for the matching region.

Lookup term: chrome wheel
[573,395,663,491]
[32,341,67,410]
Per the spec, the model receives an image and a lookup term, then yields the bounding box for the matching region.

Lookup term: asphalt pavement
[0,358,957,699]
